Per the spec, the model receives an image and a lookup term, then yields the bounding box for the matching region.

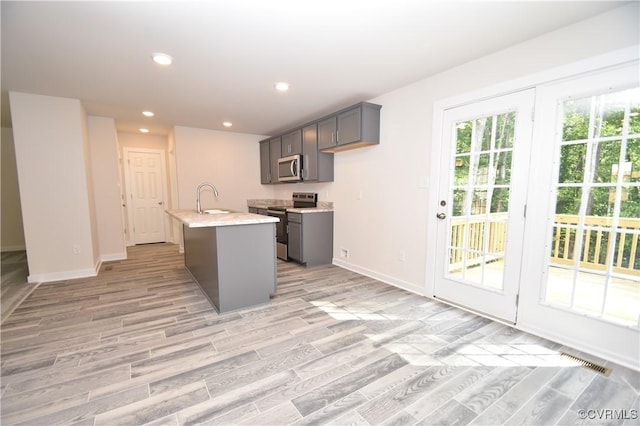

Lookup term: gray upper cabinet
[260,137,282,184]
[269,137,281,183]
[259,101,380,184]
[337,107,362,145]
[259,139,271,184]
[320,102,382,153]
[302,123,334,182]
[317,116,337,151]
[281,129,302,156]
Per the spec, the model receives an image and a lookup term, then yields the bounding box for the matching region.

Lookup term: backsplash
[247,199,333,209]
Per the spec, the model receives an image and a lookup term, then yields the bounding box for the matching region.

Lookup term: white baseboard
[332,258,425,296]
[1,245,26,252]
[27,267,98,284]
[101,252,127,262]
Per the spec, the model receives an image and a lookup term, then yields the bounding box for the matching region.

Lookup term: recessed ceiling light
[152,53,173,65]
[139,128,150,133]
[275,82,290,92]
[223,122,233,128]
[142,111,155,117]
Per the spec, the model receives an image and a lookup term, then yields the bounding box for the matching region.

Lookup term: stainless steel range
[267,192,317,260]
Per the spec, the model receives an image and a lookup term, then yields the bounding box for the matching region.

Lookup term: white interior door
[433,89,535,323]
[125,149,166,244]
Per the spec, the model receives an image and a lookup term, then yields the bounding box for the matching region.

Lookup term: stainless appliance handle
[267,209,286,216]
[290,159,296,177]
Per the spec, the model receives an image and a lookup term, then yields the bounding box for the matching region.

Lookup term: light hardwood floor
[1,243,638,425]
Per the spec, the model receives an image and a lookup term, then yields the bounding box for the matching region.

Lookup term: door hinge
[523,204,527,218]
[515,294,520,306]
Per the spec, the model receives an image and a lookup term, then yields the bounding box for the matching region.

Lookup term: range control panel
[292,192,318,207]
[292,192,317,203]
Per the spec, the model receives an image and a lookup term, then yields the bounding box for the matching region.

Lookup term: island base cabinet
[183,223,276,313]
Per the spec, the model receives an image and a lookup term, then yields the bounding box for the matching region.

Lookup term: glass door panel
[447,112,515,291]
[544,87,640,328]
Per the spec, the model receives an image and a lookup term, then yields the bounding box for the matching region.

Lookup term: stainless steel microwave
[278,154,302,182]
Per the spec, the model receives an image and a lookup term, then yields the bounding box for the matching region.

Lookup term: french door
[429,60,639,367]
[433,89,535,323]
[518,63,639,366]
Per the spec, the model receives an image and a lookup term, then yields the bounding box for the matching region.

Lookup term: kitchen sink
[203,209,229,214]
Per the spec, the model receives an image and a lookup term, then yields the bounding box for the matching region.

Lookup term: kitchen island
[167,209,279,313]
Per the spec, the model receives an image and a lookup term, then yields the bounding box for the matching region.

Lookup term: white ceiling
[1,1,629,137]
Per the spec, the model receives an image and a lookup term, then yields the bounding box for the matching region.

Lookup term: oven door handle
[267,209,286,216]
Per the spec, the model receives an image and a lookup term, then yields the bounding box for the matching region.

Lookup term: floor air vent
[560,352,611,376]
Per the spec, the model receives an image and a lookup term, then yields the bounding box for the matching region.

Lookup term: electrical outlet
[399,250,406,262]
[73,244,81,255]
[340,248,349,259]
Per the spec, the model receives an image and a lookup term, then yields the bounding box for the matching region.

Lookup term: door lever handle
[436,212,446,220]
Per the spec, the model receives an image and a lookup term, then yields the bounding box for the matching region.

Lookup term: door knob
[436,212,446,220]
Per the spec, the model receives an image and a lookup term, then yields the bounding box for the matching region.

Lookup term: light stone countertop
[286,207,334,214]
[166,209,279,228]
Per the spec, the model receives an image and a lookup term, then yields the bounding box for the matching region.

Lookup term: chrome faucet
[196,182,220,214]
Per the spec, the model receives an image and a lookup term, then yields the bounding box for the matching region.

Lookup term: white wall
[10,92,99,282]
[1,127,26,251]
[82,108,100,269]
[331,85,430,293]
[330,3,640,293]
[88,117,126,261]
[118,132,169,151]
[173,126,274,212]
[167,129,181,244]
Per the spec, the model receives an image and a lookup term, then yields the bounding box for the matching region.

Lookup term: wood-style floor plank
[1,243,638,425]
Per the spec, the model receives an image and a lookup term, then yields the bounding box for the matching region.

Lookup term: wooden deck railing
[551,214,639,277]
[450,213,640,277]
[449,214,508,270]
